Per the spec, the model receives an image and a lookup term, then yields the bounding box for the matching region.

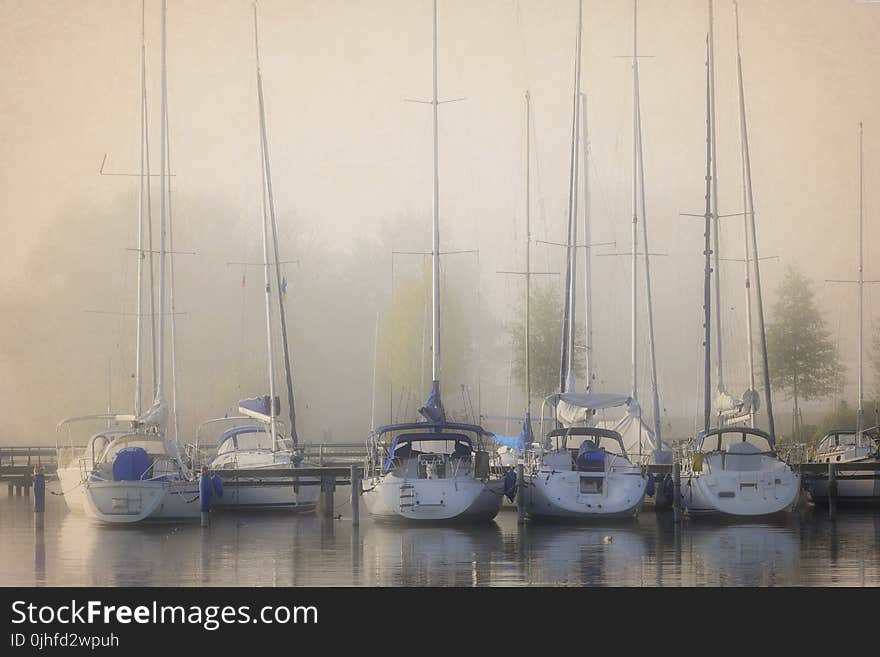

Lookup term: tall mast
[156,0,167,403]
[370,312,379,428]
[560,0,583,394]
[702,37,714,434]
[708,0,724,395]
[735,3,775,439]
[580,91,592,389]
[254,5,299,446]
[165,100,181,444]
[135,0,146,417]
[525,90,532,414]
[631,0,639,400]
[142,0,157,402]
[253,6,278,446]
[634,51,663,447]
[734,2,756,425]
[858,121,865,437]
[431,0,441,393]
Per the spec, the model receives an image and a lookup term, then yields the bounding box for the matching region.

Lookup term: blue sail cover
[239,396,280,418]
[494,415,533,454]
[417,380,446,424]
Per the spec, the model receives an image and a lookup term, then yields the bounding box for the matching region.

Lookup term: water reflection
[2,485,880,586]
[675,521,800,586]
[361,522,504,586]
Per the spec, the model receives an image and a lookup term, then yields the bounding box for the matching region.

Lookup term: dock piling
[350,465,360,526]
[33,467,45,528]
[517,463,525,525]
[828,462,837,520]
[321,475,336,520]
[673,461,682,523]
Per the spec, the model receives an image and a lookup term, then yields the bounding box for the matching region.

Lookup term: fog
[1,0,879,444]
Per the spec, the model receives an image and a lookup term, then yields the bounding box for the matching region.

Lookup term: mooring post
[350,465,360,527]
[319,445,324,467]
[828,462,837,520]
[517,463,526,525]
[321,475,335,520]
[199,466,212,528]
[673,461,682,523]
[33,467,45,528]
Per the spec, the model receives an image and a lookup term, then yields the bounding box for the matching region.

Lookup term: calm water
[3,482,880,586]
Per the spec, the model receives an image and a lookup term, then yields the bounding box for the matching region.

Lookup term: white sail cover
[550,392,671,464]
[593,412,671,465]
[551,392,634,427]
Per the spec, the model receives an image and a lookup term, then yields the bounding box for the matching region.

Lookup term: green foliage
[767,264,844,404]
[507,281,585,403]
[378,259,472,419]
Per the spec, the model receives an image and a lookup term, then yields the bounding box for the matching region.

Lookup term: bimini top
[383,432,474,472]
[213,424,267,454]
[546,427,623,441]
[374,421,493,437]
[695,426,775,453]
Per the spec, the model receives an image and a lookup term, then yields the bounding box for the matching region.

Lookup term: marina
[2,0,880,598]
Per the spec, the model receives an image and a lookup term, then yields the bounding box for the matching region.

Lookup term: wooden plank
[210,466,360,479]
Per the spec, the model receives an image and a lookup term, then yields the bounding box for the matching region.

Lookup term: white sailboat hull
[56,464,87,513]
[82,479,201,523]
[524,470,646,520]
[362,475,503,522]
[806,459,880,502]
[681,466,800,517]
[212,477,319,511]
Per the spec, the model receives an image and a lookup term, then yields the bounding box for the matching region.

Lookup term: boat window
[233,430,274,451]
[596,436,626,456]
[698,431,772,453]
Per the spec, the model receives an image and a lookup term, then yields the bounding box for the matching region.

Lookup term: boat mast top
[734,1,757,426]
[253,5,278,446]
[734,1,775,440]
[135,0,146,417]
[631,0,639,401]
[633,0,663,447]
[858,121,865,437]
[525,90,532,416]
[560,0,583,394]
[431,0,442,392]
[702,36,714,435]
[156,0,167,405]
[708,0,724,395]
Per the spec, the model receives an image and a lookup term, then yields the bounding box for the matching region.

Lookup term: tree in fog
[507,281,585,404]
[766,264,843,439]
[378,258,475,423]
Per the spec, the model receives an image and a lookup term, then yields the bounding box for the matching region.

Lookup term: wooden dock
[0,446,57,496]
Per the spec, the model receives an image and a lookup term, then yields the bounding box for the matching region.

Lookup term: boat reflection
[360,521,505,586]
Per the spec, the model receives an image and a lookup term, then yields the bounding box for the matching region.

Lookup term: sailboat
[589,0,671,478]
[361,0,506,523]
[522,0,647,521]
[56,0,173,515]
[679,1,799,518]
[80,0,201,523]
[197,5,319,512]
[805,122,880,503]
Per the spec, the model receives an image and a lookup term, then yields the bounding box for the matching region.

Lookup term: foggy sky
[2,0,879,443]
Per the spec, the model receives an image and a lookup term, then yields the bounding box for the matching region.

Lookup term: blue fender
[503,468,518,502]
[645,472,655,498]
[212,474,224,498]
[199,475,214,512]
